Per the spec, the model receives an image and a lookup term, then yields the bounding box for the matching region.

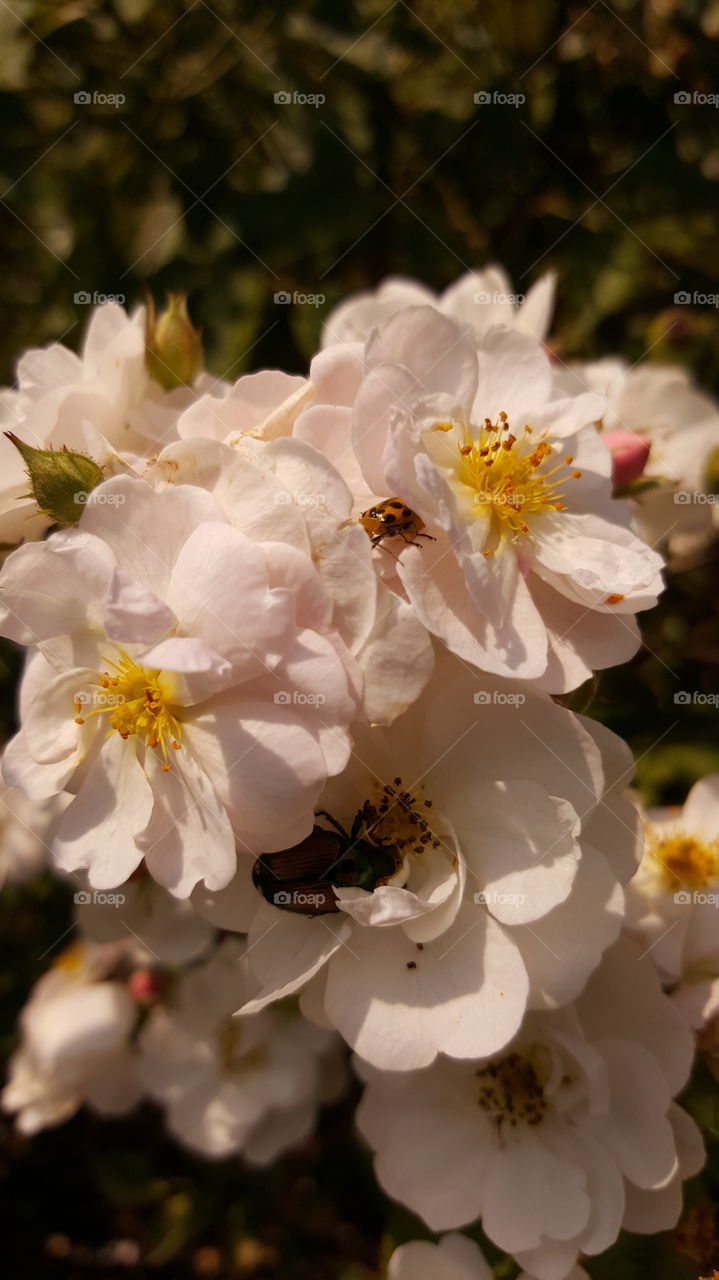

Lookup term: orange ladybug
[359,498,436,550]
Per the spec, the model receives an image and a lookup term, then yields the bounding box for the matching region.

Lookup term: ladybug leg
[417,532,436,542]
[398,529,422,547]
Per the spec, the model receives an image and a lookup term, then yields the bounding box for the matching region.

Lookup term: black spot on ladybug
[389,500,404,509]
[383,513,397,523]
[402,508,412,517]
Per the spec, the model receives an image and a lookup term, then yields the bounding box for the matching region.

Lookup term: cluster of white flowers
[1,271,719,1278]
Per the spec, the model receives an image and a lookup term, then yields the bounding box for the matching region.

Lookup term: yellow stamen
[448,413,581,536]
[73,652,182,769]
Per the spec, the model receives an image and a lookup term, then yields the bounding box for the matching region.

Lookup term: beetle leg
[315,809,351,841]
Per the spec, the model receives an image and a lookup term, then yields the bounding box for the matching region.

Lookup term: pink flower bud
[603,430,651,488]
[129,969,164,1003]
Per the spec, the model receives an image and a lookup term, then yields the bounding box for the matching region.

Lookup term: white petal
[53,734,152,886]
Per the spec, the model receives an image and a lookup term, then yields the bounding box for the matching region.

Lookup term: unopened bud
[6,433,104,527]
[145,292,203,390]
[603,430,651,490]
[128,968,165,1003]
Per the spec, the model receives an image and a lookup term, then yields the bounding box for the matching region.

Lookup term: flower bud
[128,969,165,1004]
[603,429,651,490]
[145,292,203,390]
[6,433,104,527]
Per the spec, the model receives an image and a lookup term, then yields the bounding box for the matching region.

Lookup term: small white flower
[356,941,704,1280]
[138,938,344,1162]
[0,471,361,897]
[558,358,719,556]
[0,302,223,544]
[626,774,719,982]
[340,308,663,691]
[211,658,639,1071]
[321,265,556,348]
[388,1233,493,1280]
[2,941,140,1134]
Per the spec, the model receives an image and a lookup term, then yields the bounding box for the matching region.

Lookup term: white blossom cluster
[1,270,719,1279]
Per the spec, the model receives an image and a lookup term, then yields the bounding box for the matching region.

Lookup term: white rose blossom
[2,940,141,1135]
[387,1233,494,1280]
[557,357,719,556]
[296,308,663,692]
[356,311,666,690]
[198,658,640,1071]
[356,941,704,1280]
[0,465,366,897]
[138,938,344,1162]
[0,302,222,545]
[321,265,556,349]
[626,774,719,982]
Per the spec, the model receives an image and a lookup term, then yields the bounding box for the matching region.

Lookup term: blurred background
[2,1,719,1276]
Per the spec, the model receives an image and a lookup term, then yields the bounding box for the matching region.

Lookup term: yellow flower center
[53,941,88,974]
[217,1018,264,1074]
[74,652,182,771]
[475,1050,549,1128]
[649,828,719,891]
[434,412,581,545]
